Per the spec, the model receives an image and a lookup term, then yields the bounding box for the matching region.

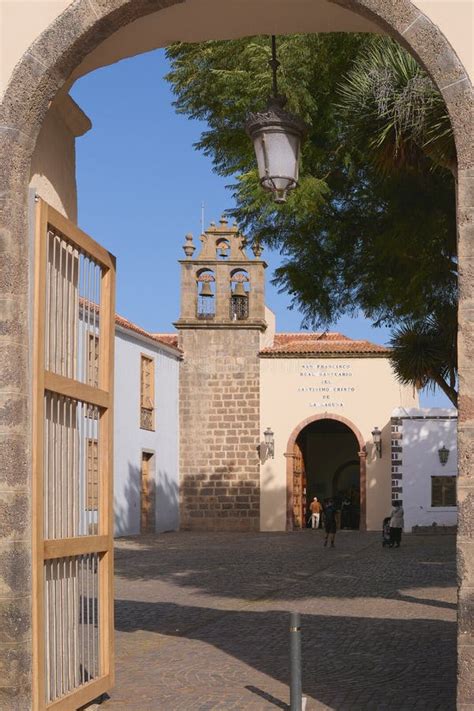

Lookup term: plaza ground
[108,531,456,710]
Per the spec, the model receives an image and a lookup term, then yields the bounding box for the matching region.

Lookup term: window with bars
[86,438,99,511]
[140,354,155,430]
[230,294,249,320]
[431,476,456,507]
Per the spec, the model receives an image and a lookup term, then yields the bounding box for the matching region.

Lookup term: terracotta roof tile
[79,298,181,354]
[260,332,390,357]
[151,333,179,349]
[115,316,182,354]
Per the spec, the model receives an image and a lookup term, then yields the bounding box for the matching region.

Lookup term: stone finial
[252,241,263,258]
[183,233,196,259]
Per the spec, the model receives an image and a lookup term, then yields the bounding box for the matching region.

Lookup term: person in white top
[389,501,404,548]
[309,497,322,529]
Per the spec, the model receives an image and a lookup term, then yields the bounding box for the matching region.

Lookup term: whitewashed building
[79,304,181,537]
[113,314,181,536]
[391,407,458,532]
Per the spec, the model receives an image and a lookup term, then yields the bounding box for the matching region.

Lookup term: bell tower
[175,217,267,531]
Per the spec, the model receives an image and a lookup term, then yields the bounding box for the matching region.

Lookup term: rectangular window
[431,476,456,507]
[140,354,154,430]
[86,438,99,510]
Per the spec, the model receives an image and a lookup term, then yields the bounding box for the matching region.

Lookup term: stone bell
[199,281,214,298]
[217,241,229,258]
[233,282,247,298]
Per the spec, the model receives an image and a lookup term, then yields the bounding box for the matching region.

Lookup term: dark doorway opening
[295,419,361,530]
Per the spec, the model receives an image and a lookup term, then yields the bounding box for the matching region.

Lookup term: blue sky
[71,48,450,407]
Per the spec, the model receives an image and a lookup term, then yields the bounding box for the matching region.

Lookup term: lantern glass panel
[264,428,274,444]
[256,129,300,190]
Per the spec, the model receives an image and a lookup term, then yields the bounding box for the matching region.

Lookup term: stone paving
[106,531,456,710]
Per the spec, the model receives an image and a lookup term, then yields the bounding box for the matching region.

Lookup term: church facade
[171,219,419,533]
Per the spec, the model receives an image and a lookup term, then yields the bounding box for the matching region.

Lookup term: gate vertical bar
[98,258,115,684]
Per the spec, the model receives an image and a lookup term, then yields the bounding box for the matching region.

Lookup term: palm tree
[339,39,457,404]
[337,37,456,176]
[389,307,458,406]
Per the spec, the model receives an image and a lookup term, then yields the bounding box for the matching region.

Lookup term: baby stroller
[382,517,391,547]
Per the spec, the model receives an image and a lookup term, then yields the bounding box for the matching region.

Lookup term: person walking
[389,501,404,548]
[309,497,322,529]
[341,496,352,529]
[323,499,337,548]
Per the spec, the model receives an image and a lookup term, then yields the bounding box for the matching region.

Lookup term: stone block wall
[179,328,261,531]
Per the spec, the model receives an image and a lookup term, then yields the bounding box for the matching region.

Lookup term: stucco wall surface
[0,0,472,97]
[400,416,458,532]
[114,329,180,536]
[28,94,90,221]
[260,356,418,532]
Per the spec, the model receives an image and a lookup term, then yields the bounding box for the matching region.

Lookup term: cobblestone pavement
[106,531,456,710]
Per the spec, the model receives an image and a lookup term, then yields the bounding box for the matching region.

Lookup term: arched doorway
[286,414,367,531]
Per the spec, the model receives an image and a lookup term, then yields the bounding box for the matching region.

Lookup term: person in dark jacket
[323,499,337,548]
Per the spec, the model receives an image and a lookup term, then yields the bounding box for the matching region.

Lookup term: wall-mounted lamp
[438,445,450,465]
[259,427,275,462]
[372,426,382,458]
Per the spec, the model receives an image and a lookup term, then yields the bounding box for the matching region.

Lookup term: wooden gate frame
[32,199,116,710]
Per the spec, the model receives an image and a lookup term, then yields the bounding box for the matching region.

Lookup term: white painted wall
[397,410,457,532]
[114,329,180,536]
[260,356,418,531]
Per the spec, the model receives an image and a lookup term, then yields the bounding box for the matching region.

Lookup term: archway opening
[292,418,362,531]
[1,0,471,708]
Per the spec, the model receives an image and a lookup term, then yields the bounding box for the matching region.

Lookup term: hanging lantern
[246,36,307,204]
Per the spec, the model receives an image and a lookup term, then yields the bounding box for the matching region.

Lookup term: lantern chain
[269,35,280,98]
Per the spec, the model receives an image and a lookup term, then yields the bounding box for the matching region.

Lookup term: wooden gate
[292,441,307,529]
[32,199,116,710]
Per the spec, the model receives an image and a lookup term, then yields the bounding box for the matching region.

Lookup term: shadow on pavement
[113,599,456,710]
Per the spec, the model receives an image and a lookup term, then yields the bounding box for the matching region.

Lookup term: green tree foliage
[389,305,458,406]
[337,39,456,175]
[166,34,457,399]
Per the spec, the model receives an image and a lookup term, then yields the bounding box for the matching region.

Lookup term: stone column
[457,167,474,708]
[0,183,33,708]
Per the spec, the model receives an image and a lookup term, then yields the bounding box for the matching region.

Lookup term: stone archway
[286,413,367,531]
[0,0,472,707]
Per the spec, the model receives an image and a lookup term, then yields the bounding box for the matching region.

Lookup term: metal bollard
[289,612,302,711]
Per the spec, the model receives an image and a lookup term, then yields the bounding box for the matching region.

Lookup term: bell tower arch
[176,217,266,328]
[175,218,267,530]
